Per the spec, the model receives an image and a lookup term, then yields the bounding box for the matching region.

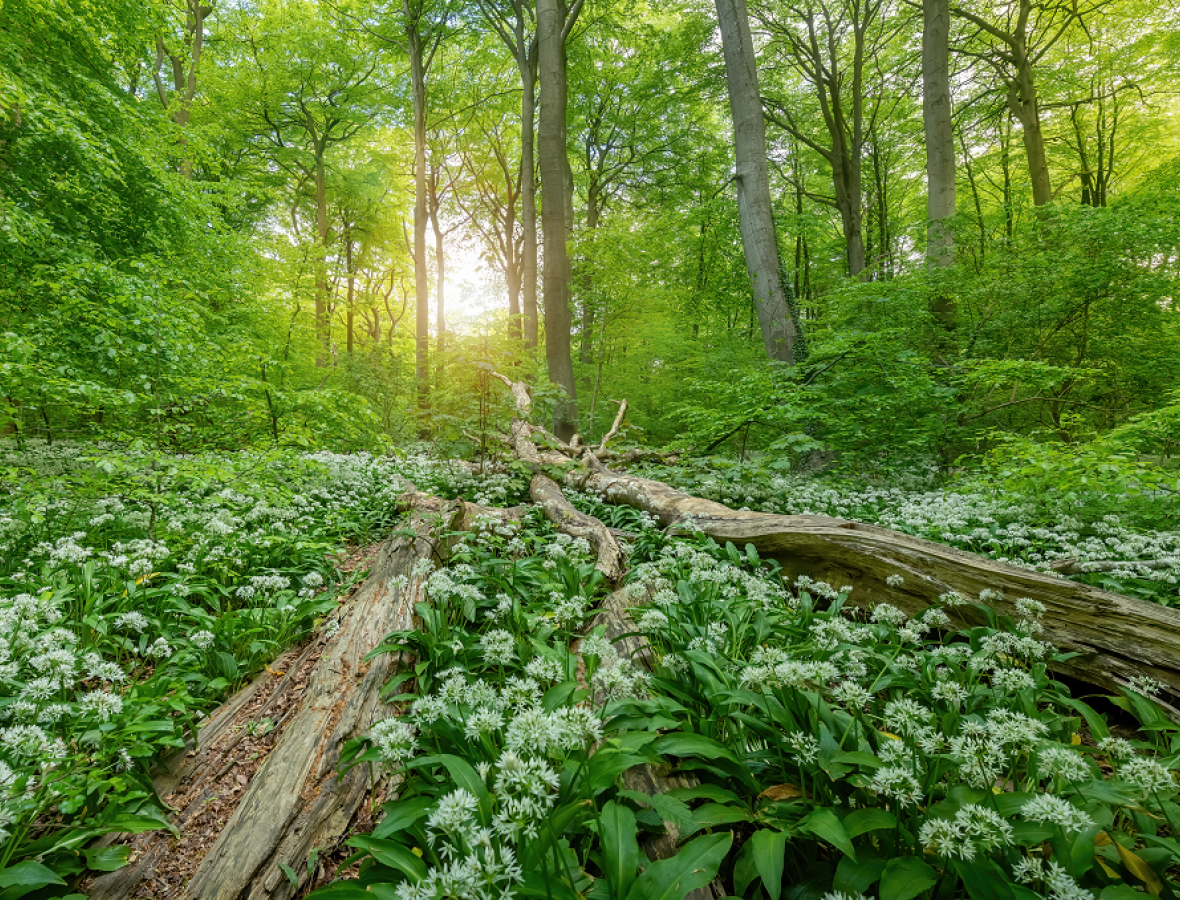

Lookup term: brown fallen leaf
[759,783,805,801]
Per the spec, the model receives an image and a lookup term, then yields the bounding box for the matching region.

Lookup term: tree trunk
[346,234,356,355]
[713,0,799,364]
[431,192,446,371]
[314,150,331,368]
[537,0,578,441]
[1009,57,1052,207]
[408,10,431,423]
[923,0,955,270]
[521,61,540,352]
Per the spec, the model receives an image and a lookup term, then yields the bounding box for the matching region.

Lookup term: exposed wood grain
[576,466,1180,716]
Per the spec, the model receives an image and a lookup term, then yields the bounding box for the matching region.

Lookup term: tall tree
[713,0,800,362]
[394,0,454,417]
[950,0,1108,207]
[923,0,955,269]
[537,0,584,440]
[224,0,383,366]
[757,0,904,280]
[476,0,541,350]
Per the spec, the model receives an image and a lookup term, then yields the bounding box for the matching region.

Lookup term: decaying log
[572,464,1180,716]
[89,493,491,900]
[487,374,1180,716]
[530,473,625,582]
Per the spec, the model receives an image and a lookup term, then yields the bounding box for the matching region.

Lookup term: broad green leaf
[843,807,896,838]
[0,861,68,889]
[653,733,741,765]
[84,845,131,872]
[835,854,886,895]
[373,796,434,839]
[797,807,857,861]
[751,829,789,900]
[956,860,1015,900]
[346,835,429,881]
[625,832,733,900]
[879,857,938,900]
[600,801,640,899]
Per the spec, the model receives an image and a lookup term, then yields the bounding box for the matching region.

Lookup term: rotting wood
[488,373,1180,716]
[530,472,625,583]
[88,492,490,900]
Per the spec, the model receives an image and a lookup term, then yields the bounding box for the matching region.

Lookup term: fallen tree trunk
[486,372,1180,716]
[572,461,1180,715]
[89,493,513,900]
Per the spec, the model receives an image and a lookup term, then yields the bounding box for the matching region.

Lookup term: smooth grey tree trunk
[713,0,798,364]
[537,0,578,440]
[406,4,430,419]
[923,0,955,267]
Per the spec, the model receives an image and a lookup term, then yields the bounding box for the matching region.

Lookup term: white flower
[1120,756,1176,795]
[1012,856,1045,884]
[869,766,922,806]
[1037,745,1091,783]
[1021,794,1095,832]
[190,630,215,651]
[147,637,172,659]
[114,611,149,632]
[786,732,820,764]
[80,690,123,722]
[370,718,417,765]
[480,629,516,667]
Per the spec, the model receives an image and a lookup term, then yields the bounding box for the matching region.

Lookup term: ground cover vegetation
[306,499,1180,900]
[3,0,1180,893]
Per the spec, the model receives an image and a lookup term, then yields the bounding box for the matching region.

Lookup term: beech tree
[757,0,906,280]
[923,0,955,269]
[220,0,384,367]
[475,0,542,350]
[713,0,800,363]
[950,0,1109,207]
[537,0,585,440]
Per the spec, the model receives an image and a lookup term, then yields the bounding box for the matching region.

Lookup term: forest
[2,0,1180,896]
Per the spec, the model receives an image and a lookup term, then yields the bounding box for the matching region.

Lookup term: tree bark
[537,0,579,441]
[407,1,431,423]
[923,0,955,270]
[314,149,331,368]
[713,0,799,363]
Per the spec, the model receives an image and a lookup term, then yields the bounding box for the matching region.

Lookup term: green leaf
[843,807,896,838]
[346,835,428,881]
[751,829,789,900]
[835,854,886,895]
[84,844,131,872]
[372,796,434,839]
[279,862,299,888]
[600,801,640,900]
[653,733,741,765]
[879,857,938,900]
[797,807,857,862]
[0,861,68,890]
[956,860,1015,900]
[625,832,733,900]
[649,793,700,837]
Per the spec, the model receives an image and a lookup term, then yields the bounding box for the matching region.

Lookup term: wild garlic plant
[612,531,1180,900]
[0,443,511,887]
[330,515,684,900]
